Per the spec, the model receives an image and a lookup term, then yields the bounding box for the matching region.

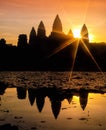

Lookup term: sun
[73,29,81,38]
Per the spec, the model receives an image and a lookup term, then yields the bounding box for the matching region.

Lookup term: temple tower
[17,34,27,47]
[80,24,89,44]
[37,21,46,37]
[29,27,36,46]
[67,29,74,38]
[52,14,63,33]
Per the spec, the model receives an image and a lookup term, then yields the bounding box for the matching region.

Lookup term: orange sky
[0,0,106,45]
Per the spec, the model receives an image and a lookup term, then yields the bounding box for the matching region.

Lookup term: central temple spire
[52,14,63,33]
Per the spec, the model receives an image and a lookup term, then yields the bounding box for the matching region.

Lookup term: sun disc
[73,29,81,38]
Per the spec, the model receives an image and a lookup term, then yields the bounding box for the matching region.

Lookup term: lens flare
[80,38,104,75]
[47,32,104,82]
[47,38,76,58]
[69,39,80,81]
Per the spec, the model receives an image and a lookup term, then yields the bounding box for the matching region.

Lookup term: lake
[0,71,106,130]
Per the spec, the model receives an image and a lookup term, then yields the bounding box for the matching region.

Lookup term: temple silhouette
[0,14,106,71]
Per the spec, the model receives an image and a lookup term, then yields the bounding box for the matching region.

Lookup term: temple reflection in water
[0,85,92,119]
[15,87,106,119]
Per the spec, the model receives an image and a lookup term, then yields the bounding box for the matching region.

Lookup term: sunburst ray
[69,39,80,81]
[47,38,76,58]
[80,39,104,75]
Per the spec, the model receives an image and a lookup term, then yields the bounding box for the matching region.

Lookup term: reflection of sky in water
[0,88,106,130]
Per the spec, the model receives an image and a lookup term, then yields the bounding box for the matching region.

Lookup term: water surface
[0,71,106,130]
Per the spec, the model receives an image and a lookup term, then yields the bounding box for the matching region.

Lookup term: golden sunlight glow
[89,34,94,42]
[73,29,81,38]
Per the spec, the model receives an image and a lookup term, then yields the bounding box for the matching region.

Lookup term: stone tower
[80,24,89,44]
[17,34,27,47]
[52,14,63,33]
[29,27,36,46]
[37,21,46,37]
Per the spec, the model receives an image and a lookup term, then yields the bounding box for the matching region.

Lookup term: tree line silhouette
[0,14,106,71]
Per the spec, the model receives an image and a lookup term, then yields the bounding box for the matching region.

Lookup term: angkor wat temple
[0,15,106,71]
